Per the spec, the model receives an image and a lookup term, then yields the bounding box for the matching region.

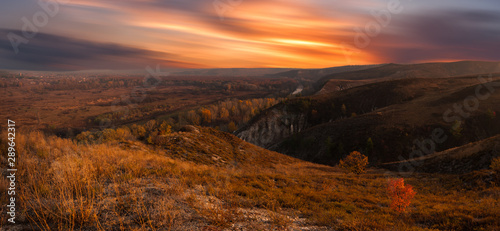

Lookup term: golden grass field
[1,128,498,230]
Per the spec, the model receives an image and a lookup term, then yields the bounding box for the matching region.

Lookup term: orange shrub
[387,178,416,213]
[339,151,368,174]
[228,121,238,133]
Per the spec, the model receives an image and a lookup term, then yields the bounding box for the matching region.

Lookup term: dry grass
[0,129,498,230]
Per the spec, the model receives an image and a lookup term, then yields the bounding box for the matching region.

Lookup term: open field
[0,74,297,134]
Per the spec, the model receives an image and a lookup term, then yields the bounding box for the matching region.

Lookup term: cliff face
[237,107,309,148]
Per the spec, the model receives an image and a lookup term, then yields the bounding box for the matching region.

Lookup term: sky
[0,0,499,71]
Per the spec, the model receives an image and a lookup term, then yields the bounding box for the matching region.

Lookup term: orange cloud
[6,0,495,70]
[49,0,381,68]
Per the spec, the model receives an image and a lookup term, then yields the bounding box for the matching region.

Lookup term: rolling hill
[383,134,500,174]
[170,68,296,77]
[237,64,500,167]
[266,64,382,81]
[318,61,500,82]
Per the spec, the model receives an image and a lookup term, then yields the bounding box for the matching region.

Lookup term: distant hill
[316,61,500,90]
[169,65,382,79]
[267,64,382,81]
[170,68,296,77]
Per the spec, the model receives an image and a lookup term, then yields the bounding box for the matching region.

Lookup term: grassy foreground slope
[0,128,498,230]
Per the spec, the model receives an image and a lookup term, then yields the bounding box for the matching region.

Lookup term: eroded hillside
[238,73,500,166]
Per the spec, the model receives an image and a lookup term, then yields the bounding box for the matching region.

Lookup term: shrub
[387,178,416,213]
[101,128,118,142]
[487,108,496,119]
[339,151,368,174]
[144,120,158,133]
[116,127,133,140]
[147,131,159,144]
[301,136,316,149]
[325,137,335,156]
[130,124,146,139]
[186,110,201,125]
[299,99,311,110]
[341,104,347,115]
[450,120,463,138]
[76,131,95,144]
[490,157,500,173]
[366,137,374,154]
[159,121,172,135]
[227,121,238,133]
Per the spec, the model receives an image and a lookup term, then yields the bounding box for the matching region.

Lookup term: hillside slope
[383,134,500,174]
[2,127,499,230]
[152,126,299,167]
[316,61,500,91]
[238,74,500,165]
[267,64,381,81]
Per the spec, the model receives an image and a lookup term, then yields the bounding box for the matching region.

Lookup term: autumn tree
[200,108,212,123]
[339,151,368,174]
[115,127,132,140]
[337,142,345,156]
[491,157,500,172]
[491,157,500,182]
[366,137,374,154]
[266,98,275,108]
[219,107,230,120]
[228,121,238,133]
[341,104,347,115]
[130,124,146,139]
[177,113,187,126]
[144,120,157,133]
[387,178,416,213]
[186,110,201,125]
[451,120,463,138]
[230,105,237,116]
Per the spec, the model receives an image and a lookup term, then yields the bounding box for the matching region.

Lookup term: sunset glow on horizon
[1,0,499,71]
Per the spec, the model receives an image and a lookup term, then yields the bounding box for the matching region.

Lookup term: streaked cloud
[366,9,500,63]
[0,0,499,70]
[0,29,200,71]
